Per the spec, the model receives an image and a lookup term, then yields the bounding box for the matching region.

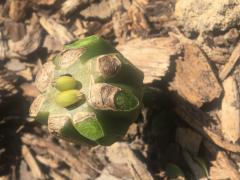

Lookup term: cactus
[29,35,144,145]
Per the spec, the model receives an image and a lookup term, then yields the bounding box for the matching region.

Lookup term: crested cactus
[29,35,144,145]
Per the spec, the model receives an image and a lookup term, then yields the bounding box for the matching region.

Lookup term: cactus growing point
[30,35,144,145]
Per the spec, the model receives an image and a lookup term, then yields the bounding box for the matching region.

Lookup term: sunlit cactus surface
[29,35,144,145]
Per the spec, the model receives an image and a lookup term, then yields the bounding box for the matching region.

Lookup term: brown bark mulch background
[0,0,240,179]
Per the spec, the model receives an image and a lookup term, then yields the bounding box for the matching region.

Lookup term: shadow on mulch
[0,93,30,178]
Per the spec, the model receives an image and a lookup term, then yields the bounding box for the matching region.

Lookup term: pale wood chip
[204,141,240,180]
[107,142,154,180]
[32,0,57,6]
[40,17,74,45]
[0,29,8,60]
[21,133,99,177]
[220,76,240,143]
[9,0,27,21]
[22,145,44,179]
[61,0,85,16]
[9,15,42,56]
[80,0,126,19]
[117,37,180,83]
[219,43,240,80]
[36,155,59,169]
[174,97,240,153]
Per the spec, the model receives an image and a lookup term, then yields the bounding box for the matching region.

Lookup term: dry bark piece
[96,164,132,180]
[112,1,150,43]
[31,0,57,6]
[61,0,88,16]
[174,97,240,153]
[170,43,222,107]
[9,15,42,56]
[0,29,8,60]
[21,133,99,178]
[117,37,180,83]
[80,0,127,20]
[40,17,74,45]
[9,0,28,21]
[0,70,18,104]
[219,43,240,80]
[4,20,26,42]
[175,127,202,156]
[204,141,240,180]
[22,145,44,179]
[20,83,39,97]
[220,76,240,143]
[43,35,63,53]
[5,59,25,72]
[106,142,154,180]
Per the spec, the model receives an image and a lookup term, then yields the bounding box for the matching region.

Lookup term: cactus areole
[30,35,144,145]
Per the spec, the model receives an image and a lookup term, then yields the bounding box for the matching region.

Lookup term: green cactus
[29,35,144,146]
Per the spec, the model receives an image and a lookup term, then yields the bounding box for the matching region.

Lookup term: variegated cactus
[29,35,144,145]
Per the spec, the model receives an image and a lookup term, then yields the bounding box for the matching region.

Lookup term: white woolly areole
[88,83,121,110]
[29,94,45,117]
[58,48,85,68]
[48,114,70,137]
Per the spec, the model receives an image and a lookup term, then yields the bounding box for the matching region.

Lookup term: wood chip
[219,43,240,80]
[0,29,8,60]
[220,76,240,143]
[40,17,74,45]
[22,145,44,179]
[20,83,40,97]
[61,0,85,16]
[36,155,59,169]
[174,97,240,153]
[80,0,126,20]
[9,0,28,21]
[176,127,202,155]
[4,20,26,42]
[170,43,222,107]
[32,0,57,6]
[117,37,181,83]
[0,70,18,104]
[17,68,33,81]
[21,133,99,177]
[204,141,240,180]
[9,15,42,56]
[107,142,154,180]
